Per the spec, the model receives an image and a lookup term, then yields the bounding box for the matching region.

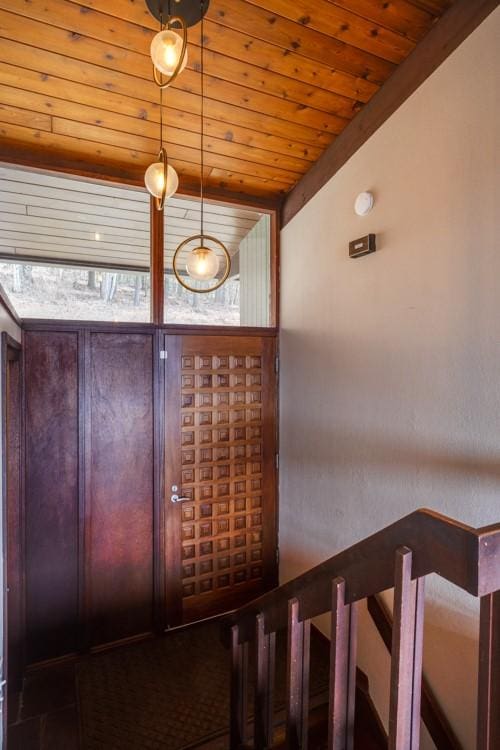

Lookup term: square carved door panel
[164,335,278,626]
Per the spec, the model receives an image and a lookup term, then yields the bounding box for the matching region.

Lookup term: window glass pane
[164,196,271,327]
[0,165,151,322]
[0,262,150,322]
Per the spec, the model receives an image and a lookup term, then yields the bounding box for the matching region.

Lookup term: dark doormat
[77,620,330,750]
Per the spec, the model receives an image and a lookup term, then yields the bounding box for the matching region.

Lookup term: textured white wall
[279,10,500,748]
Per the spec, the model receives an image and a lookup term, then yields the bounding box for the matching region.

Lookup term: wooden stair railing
[222,509,500,750]
[367,593,462,750]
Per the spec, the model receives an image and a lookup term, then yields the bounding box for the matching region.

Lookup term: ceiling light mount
[145,0,210,26]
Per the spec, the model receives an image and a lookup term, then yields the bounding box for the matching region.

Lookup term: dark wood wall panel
[22,325,276,665]
[87,332,154,646]
[24,331,79,663]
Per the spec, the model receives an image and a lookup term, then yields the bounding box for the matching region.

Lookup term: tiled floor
[8,663,79,750]
[6,624,384,750]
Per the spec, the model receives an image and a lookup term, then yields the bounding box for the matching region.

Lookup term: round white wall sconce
[354,191,374,216]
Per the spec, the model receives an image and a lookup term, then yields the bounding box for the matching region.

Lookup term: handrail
[367,594,462,750]
[225,509,500,644]
[225,508,500,750]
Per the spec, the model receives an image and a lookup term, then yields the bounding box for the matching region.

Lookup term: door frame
[1,332,23,741]
[162,331,279,628]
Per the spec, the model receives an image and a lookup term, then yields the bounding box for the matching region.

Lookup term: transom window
[0,166,273,326]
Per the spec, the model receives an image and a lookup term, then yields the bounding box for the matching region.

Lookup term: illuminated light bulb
[94,232,101,241]
[150,29,188,77]
[144,161,179,201]
[186,246,220,281]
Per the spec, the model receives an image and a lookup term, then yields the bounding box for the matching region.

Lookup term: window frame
[0,163,280,329]
[151,195,279,329]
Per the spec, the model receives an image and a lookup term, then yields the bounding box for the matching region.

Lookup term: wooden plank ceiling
[0,0,455,203]
[0,165,261,269]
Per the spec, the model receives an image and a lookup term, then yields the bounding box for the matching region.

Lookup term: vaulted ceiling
[0,0,455,203]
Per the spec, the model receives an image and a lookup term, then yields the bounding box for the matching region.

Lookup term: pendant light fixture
[144,1,210,209]
[144,82,179,210]
[146,0,210,89]
[172,1,230,293]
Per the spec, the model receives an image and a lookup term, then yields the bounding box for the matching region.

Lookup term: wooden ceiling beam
[406,1,453,16]
[50,118,299,184]
[282,0,498,226]
[0,142,284,210]
[325,1,437,42]
[0,119,294,196]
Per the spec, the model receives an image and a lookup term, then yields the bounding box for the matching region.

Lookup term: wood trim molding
[150,197,164,326]
[270,209,280,330]
[281,0,499,227]
[1,331,24,708]
[21,320,278,337]
[0,146,283,213]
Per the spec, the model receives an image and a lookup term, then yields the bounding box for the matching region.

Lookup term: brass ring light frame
[172,234,231,293]
[152,15,189,90]
[155,146,168,211]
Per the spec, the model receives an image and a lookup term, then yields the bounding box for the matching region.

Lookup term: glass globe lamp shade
[150,29,188,77]
[144,161,179,201]
[186,246,220,282]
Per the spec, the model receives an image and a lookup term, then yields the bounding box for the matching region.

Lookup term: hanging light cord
[200,0,204,241]
[160,76,164,150]
[159,12,164,150]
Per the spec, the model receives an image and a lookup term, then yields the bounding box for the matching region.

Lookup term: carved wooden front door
[164,334,278,626]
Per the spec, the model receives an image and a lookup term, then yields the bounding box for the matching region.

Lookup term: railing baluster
[231,623,249,750]
[255,613,276,750]
[389,547,425,750]
[328,577,358,750]
[477,590,500,750]
[286,598,311,750]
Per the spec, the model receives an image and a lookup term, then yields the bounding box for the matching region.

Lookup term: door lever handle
[171,494,190,504]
